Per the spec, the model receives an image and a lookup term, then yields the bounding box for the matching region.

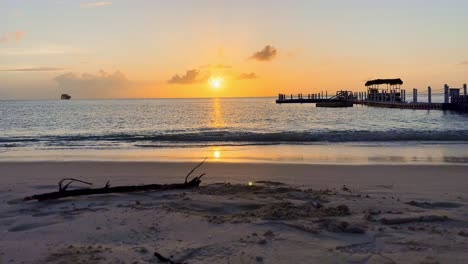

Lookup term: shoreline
[2,142,468,165]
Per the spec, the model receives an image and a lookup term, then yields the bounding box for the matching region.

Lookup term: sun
[209,77,223,89]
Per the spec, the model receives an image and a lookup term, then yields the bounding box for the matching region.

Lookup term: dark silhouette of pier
[276,79,468,112]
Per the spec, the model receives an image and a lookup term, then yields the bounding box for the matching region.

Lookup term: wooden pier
[276,80,468,113]
[354,101,450,110]
[276,92,330,104]
[275,97,329,104]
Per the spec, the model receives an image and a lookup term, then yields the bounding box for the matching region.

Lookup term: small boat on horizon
[61,94,71,100]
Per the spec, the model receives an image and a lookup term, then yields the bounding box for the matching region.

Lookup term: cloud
[460,61,468,65]
[54,70,131,98]
[80,1,112,8]
[0,44,78,56]
[201,64,232,69]
[0,67,65,72]
[249,45,277,61]
[168,69,206,84]
[0,31,24,43]
[237,72,259,80]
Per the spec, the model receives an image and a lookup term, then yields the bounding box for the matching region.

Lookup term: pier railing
[276,84,468,112]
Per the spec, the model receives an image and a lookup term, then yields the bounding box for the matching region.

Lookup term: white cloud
[0,45,80,56]
[80,1,112,8]
[168,69,207,84]
[250,45,278,61]
[54,70,131,98]
[0,31,24,44]
[0,67,65,72]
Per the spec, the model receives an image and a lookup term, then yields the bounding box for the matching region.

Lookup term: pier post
[413,88,417,103]
[444,84,449,103]
[464,84,467,96]
[326,91,328,99]
[321,91,324,99]
[428,86,432,104]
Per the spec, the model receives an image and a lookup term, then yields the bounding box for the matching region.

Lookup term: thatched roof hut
[365,79,403,87]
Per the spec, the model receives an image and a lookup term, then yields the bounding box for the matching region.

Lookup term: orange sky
[1,1,468,99]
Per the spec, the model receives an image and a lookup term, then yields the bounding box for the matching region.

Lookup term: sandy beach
[1,162,467,263]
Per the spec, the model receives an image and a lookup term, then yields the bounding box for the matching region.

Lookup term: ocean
[1,97,468,164]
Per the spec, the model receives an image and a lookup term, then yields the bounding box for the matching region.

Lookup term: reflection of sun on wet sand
[1,162,468,263]
[213,150,221,159]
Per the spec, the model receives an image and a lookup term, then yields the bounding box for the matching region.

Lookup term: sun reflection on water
[210,98,225,128]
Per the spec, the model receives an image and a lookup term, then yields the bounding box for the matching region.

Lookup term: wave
[2,130,468,147]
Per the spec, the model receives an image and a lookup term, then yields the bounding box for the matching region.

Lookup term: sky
[1,0,468,99]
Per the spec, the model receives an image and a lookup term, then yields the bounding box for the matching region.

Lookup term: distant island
[61,94,71,100]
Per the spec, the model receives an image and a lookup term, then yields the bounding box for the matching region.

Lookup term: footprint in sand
[8,221,61,232]
[406,201,464,209]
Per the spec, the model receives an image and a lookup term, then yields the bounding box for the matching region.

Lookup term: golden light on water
[210,98,225,128]
[248,181,253,186]
[213,150,221,159]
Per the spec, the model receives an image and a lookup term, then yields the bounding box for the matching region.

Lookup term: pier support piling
[428,86,432,104]
[413,88,418,103]
[444,84,449,104]
[464,84,467,96]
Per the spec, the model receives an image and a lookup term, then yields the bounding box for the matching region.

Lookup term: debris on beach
[23,158,208,201]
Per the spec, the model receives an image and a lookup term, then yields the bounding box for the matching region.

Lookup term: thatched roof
[365,79,403,86]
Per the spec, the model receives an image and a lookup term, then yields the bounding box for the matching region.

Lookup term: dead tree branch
[185,157,207,184]
[24,159,207,202]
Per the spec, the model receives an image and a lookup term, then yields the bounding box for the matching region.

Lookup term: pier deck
[275,98,330,104]
[276,94,468,112]
[355,101,450,110]
[276,81,467,112]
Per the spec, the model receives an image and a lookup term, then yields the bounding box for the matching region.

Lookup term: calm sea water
[1,97,468,151]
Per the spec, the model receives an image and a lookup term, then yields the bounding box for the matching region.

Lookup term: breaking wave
[2,129,468,149]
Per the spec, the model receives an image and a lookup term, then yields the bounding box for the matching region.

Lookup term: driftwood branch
[58,178,93,192]
[185,157,207,184]
[154,251,181,264]
[24,159,207,202]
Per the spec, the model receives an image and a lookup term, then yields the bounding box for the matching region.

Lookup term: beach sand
[1,162,468,263]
